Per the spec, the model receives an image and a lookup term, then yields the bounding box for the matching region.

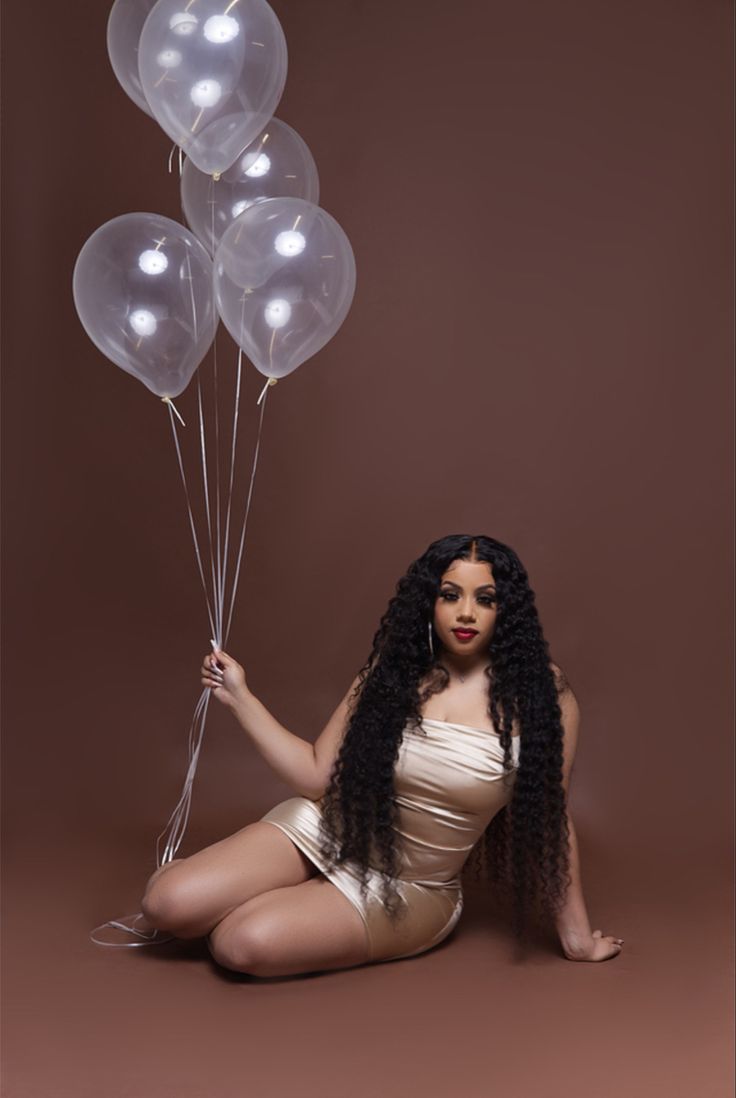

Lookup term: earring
[428,620,435,658]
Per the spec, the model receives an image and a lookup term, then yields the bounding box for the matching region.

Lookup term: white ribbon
[90,356,275,948]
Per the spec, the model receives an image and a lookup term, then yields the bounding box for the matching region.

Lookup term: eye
[439,591,496,606]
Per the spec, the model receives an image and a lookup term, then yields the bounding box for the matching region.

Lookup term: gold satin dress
[259,718,520,963]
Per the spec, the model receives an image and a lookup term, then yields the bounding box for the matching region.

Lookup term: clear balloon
[138,0,288,176]
[214,198,356,380]
[73,213,217,398]
[180,117,319,255]
[106,0,158,116]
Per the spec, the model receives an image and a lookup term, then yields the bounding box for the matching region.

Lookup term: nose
[456,599,476,623]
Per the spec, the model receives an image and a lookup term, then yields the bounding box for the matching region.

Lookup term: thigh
[207,876,372,977]
[141,821,322,933]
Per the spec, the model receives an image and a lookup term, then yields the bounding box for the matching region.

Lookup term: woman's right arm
[202,649,360,801]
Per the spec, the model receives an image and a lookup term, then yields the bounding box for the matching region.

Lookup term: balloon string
[90,369,277,948]
[90,399,220,949]
[91,361,275,950]
[91,915,174,947]
[165,401,216,640]
[165,144,185,177]
[257,377,275,405]
[88,687,213,948]
[162,396,185,426]
[224,378,273,646]
[218,347,243,642]
[217,289,250,638]
[184,251,199,344]
[210,175,224,649]
[196,373,221,645]
[156,687,211,865]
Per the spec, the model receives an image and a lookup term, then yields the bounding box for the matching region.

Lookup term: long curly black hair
[316,533,572,943]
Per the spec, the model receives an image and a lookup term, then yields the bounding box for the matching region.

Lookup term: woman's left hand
[562,928,624,962]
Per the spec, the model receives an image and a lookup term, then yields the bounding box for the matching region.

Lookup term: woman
[140,534,624,976]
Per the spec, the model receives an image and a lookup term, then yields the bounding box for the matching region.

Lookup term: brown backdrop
[2,1,733,1096]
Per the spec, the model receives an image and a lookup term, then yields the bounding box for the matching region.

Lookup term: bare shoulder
[549,660,573,697]
[549,662,581,793]
[550,660,581,712]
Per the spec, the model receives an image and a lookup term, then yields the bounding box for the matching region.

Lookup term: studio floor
[2,819,731,1098]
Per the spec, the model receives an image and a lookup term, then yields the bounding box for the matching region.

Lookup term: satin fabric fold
[260,718,520,962]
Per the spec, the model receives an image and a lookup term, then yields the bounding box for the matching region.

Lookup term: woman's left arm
[554,673,624,962]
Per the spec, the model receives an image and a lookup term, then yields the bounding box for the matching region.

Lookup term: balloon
[73,213,217,399]
[214,198,356,380]
[106,0,158,116]
[138,0,288,176]
[180,117,319,255]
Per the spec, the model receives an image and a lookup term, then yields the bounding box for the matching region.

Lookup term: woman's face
[432,558,498,656]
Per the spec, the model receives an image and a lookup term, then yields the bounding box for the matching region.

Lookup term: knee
[140,864,201,936]
[207,919,274,976]
[139,872,178,930]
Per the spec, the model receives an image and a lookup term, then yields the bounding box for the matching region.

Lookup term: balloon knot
[213,171,221,182]
[162,396,186,426]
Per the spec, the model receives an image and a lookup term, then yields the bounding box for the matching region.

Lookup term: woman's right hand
[200,648,248,709]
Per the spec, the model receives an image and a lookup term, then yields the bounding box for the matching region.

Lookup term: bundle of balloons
[77,0,357,948]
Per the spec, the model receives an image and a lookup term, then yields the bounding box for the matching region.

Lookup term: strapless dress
[259,718,520,963]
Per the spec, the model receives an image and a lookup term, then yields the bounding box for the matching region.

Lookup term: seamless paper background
[1,2,732,1096]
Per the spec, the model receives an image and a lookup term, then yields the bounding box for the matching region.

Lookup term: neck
[438,651,491,680]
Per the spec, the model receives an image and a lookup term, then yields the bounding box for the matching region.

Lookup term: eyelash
[439,591,496,606]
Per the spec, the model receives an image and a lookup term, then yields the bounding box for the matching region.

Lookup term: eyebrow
[440,581,496,591]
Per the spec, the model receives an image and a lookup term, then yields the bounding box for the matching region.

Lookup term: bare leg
[140,822,321,939]
[134,860,184,933]
[207,876,372,977]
